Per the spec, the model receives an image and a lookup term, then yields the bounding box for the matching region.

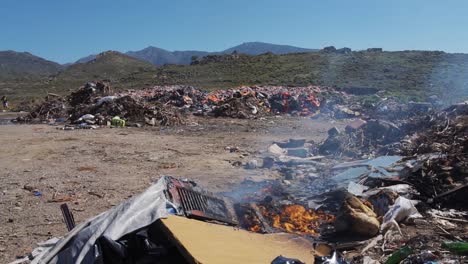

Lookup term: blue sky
[2,0,467,63]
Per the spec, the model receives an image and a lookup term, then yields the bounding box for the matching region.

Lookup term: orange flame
[248,204,334,236]
[272,205,334,236]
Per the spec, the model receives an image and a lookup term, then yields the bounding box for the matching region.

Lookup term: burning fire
[246,204,334,236]
[271,205,334,236]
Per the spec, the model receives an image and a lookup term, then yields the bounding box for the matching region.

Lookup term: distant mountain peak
[222,42,315,55]
[74,42,316,66]
[0,50,63,79]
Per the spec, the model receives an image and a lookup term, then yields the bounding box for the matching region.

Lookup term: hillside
[0,51,63,79]
[75,42,316,66]
[0,51,157,101]
[49,51,157,92]
[153,50,468,102]
[3,50,468,104]
[126,46,210,65]
[222,42,315,55]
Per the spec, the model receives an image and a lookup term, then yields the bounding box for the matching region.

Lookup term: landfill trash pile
[9,102,468,263]
[396,101,468,209]
[317,98,452,159]
[16,82,363,127]
[9,80,467,263]
[202,86,325,118]
[17,81,186,127]
[151,85,330,118]
[25,94,68,121]
[218,102,467,263]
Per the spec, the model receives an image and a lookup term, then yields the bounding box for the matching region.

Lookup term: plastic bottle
[385,246,413,264]
[442,242,468,255]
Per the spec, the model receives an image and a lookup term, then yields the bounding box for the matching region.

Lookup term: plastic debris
[442,242,468,256]
[385,246,413,264]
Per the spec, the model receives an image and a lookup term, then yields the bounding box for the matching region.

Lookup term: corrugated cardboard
[159,215,315,264]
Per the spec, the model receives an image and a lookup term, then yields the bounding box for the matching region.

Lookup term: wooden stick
[250,203,275,233]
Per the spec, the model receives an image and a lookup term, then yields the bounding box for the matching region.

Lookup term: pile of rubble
[17,82,185,128]
[397,102,468,208]
[15,82,348,127]
[12,99,468,263]
[218,101,467,263]
[317,98,452,159]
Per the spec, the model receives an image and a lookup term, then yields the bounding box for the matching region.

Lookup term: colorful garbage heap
[201,86,323,118]
[17,82,340,126]
[128,85,326,119]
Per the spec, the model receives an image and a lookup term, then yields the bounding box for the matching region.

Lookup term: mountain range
[0,50,63,79]
[0,42,315,79]
[74,42,316,65]
[2,42,468,105]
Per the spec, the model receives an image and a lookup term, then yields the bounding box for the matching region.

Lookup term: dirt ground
[0,114,345,263]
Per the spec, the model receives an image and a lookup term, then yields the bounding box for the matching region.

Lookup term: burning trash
[17,176,321,264]
[8,79,468,264]
[247,204,335,236]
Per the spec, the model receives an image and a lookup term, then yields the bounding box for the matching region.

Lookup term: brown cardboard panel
[160,215,315,264]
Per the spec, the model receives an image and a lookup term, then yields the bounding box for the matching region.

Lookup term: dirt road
[0,115,343,262]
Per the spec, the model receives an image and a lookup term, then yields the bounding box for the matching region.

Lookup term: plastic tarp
[31,177,169,264]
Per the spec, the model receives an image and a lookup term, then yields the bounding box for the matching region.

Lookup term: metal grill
[164,177,238,225]
[175,186,238,225]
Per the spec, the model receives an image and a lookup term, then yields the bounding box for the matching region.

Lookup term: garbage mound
[17,81,449,130]
[26,95,68,120]
[194,85,327,118]
[398,102,468,208]
[19,82,186,127]
[16,82,338,126]
[317,100,454,158]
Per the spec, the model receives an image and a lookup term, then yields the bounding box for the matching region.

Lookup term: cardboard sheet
[160,215,315,264]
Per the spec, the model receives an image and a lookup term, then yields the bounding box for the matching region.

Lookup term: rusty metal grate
[164,177,238,225]
[175,186,238,225]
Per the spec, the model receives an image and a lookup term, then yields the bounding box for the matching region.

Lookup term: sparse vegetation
[1,50,468,103]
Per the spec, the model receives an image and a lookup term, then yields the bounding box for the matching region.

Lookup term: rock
[321,46,337,53]
[334,195,380,237]
[367,48,383,52]
[232,161,242,167]
[23,184,35,192]
[336,47,352,54]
